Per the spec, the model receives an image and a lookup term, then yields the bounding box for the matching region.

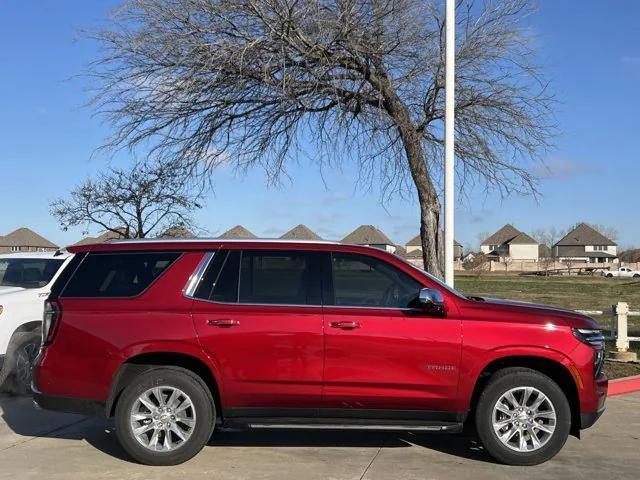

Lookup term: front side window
[61,252,180,297]
[0,258,64,288]
[330,253,422,308]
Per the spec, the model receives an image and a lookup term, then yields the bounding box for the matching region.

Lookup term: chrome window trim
[188,296,422,312]
[183,251,215,298]
[184,249,430,312]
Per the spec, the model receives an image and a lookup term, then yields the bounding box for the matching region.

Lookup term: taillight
[42,299,61,345]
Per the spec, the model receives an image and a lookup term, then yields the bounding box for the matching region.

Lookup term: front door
[322,252,462,414]
[191,249,325,412]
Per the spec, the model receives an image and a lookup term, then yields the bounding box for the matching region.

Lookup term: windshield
[394,254,467,300]
[0,258,64,289]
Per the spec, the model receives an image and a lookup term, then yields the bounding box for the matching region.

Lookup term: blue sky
[1,1,639,250]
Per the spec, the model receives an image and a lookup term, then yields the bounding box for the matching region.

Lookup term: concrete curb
[609,374,640,396]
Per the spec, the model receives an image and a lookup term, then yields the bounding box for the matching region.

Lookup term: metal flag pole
[444,0,455,286]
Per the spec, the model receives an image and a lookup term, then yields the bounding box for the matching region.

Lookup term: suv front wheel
[475,367,571,465]
[114,367,216,465]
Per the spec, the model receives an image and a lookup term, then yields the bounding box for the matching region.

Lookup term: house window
[10,246,20,252]
[489,244,498,251]
[593,245,608,251]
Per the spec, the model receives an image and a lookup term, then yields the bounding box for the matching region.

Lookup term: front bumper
[580,405,606,429]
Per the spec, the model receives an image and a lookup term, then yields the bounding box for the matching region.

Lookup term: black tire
[606,273,613,278]
[633,274,640,278]
[114,367,215,466]
[475,367,571,466]
[0,330,41,395]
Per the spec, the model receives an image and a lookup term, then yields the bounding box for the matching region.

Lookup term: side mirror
[418,288,445,313]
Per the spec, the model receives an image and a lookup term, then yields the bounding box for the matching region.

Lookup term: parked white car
[0,251,73,393]
[603,267,640,278]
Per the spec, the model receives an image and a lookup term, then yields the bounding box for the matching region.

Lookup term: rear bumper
[580,405,605,429]
[32,386,106,417]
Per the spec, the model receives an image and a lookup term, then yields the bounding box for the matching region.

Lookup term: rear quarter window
[61,252,180,298]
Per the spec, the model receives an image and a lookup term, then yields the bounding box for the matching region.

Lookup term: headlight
[572,328,605,348]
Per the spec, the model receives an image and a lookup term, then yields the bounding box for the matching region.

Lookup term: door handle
[330,321,360,330]
[207,318,240,328]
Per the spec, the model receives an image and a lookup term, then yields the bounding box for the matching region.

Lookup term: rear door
[322,252,462,414]
[191,249,325,412]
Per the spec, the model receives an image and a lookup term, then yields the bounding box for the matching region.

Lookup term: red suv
[32,239,607,466]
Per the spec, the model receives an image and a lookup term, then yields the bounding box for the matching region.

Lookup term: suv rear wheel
[114,367,215,465]
[475,367,571,465]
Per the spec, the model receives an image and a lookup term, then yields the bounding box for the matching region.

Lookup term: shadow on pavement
[1,393,495,464]
[209,428,495,463]
[0,393,132,462]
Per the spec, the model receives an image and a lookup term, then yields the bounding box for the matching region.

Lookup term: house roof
[480,224,523,246]
[554,223,616,247]
[0,227,58,248]
[280,224,322,241]
[404,247,423,259]
[508,232,538,245]
[158,226,194,238]
[74,228,127,246]
[407,233,462,247]
[218,225,257,239]
[342,225,393,245]
[394,245,407,256]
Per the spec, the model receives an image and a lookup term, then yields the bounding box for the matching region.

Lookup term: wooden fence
[577,302,640,354]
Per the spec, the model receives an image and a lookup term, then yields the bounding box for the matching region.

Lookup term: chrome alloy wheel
[15,341,39,385]
[130,386,196,452]
[492,386,557,452]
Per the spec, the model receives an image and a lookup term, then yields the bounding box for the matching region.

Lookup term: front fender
[457,344,580,411]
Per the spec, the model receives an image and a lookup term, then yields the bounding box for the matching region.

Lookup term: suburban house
[218,225,257,239]
[405,234,463,260]
[341,225,396,253]
[553,223,618,263]
[280,224,322,240]
[0,227,58,253]
[480,224,539,261]
[74,228,127,246]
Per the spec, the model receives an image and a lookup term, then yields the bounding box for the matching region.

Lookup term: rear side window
[239,250,322,305]
[62,252,180,298]
[193,250,322,305]
[193,250,240,302]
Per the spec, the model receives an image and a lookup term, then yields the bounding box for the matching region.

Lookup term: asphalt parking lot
[0,392,638,480]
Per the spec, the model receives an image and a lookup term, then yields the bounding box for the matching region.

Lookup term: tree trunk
[374,70,443,277]
[386,101,442,277]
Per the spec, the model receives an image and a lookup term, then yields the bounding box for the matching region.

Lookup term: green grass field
[454,273,640,336]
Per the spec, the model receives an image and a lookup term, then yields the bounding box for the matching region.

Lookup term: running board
[224,418,463,433]
[246,423,461,432]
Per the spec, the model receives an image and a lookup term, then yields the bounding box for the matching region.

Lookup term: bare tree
[90,0,554,276]
[499,254,512,272]
[51,161,204,238]
[532,226,567,249]
[463,252,488,277]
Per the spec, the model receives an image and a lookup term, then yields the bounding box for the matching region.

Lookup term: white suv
[0,251,73,393]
